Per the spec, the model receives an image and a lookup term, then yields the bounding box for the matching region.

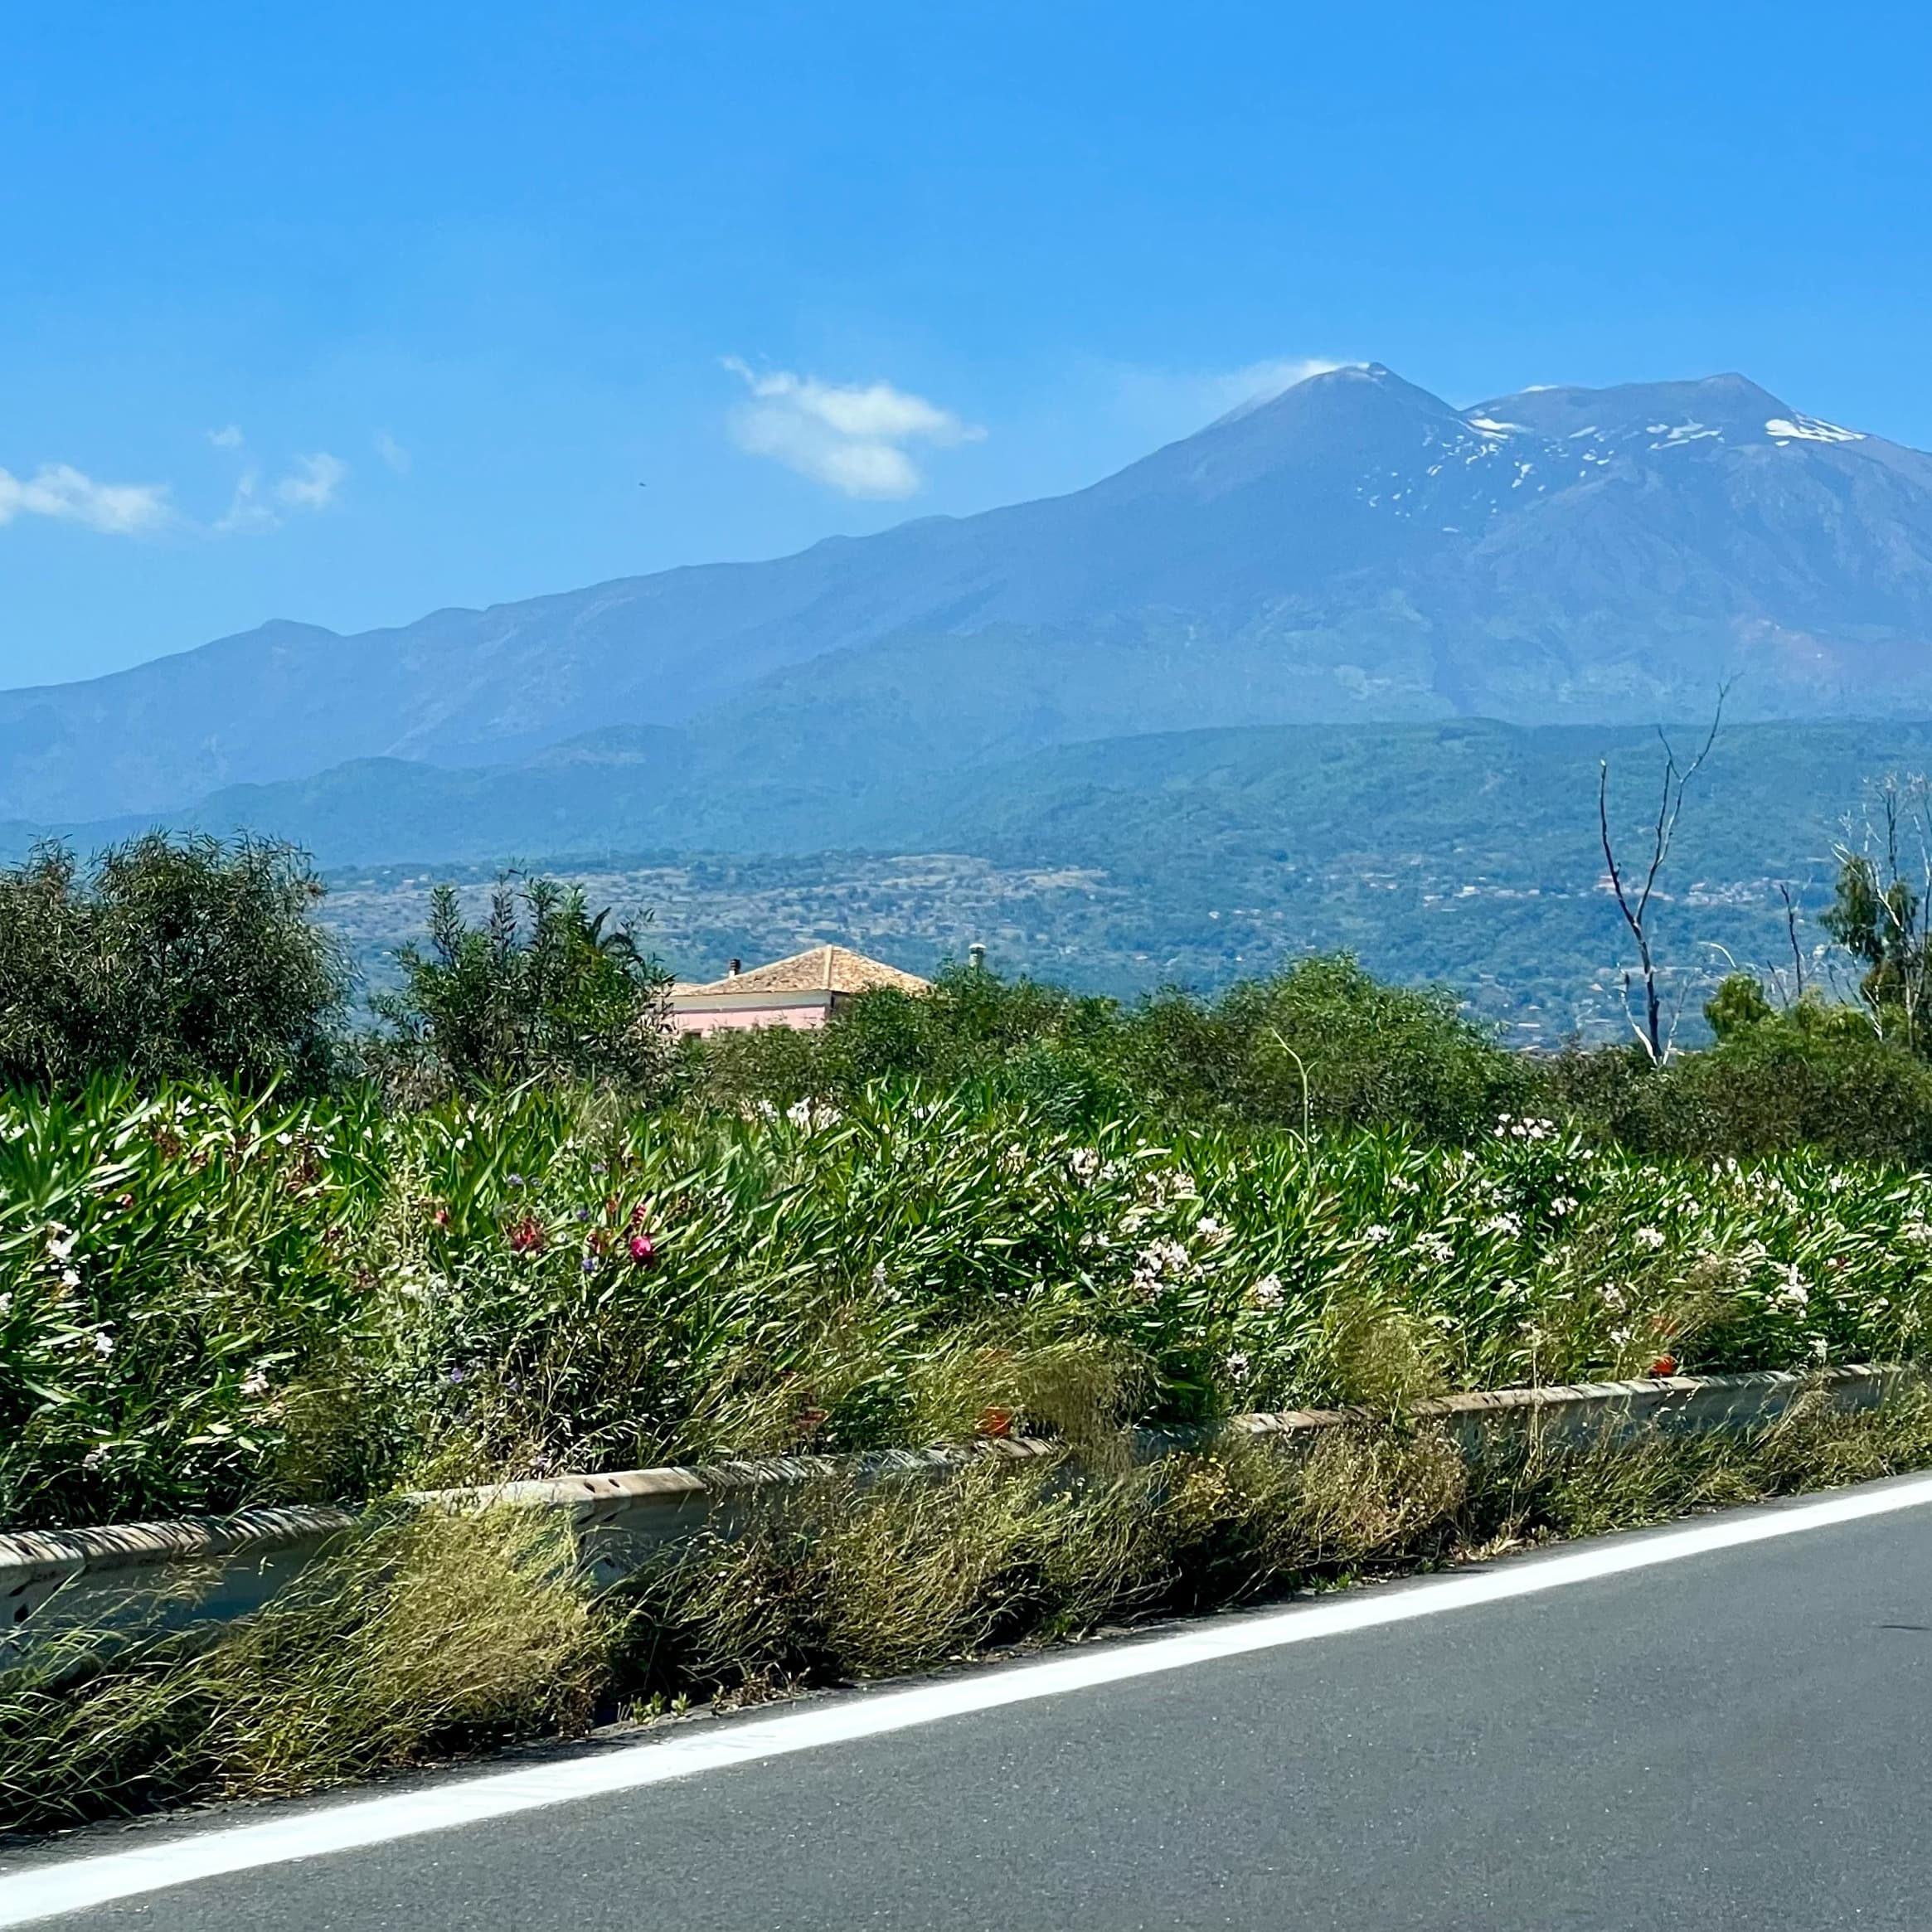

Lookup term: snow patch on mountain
[1765,415,1866,444]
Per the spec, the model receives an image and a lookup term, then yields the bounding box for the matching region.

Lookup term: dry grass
[11,1386,1932,1837]
[0,1505,604,1832]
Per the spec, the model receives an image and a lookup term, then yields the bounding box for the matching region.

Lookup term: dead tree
[1779,881,1805,1002]
[1598,689,1727,1063]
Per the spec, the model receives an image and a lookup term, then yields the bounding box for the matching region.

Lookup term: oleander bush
[9,1075,1932,1532]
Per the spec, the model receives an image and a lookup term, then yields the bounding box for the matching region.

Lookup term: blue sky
[5,0,1931,686]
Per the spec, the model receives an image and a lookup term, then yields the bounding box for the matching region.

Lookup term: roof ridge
[672,942,930,998]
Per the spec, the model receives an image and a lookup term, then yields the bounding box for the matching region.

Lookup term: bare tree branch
[1598,683,1730,1062]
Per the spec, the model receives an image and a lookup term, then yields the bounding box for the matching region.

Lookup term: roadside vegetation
[9,1389,1932,1833]
[12,825,1932,1828]
[9,1075,1932,1532]
[10,830,1932,1528]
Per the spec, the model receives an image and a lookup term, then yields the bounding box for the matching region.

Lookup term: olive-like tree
[0,833,351,1090]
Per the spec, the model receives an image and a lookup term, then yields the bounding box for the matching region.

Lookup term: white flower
[1195,1215,1228,1242]
[1633,1226,1667,1251]
[1361,1222,1394,1246]
[1223,1350,1251,1381]
[1551,1196,1578,1217]
[1247,1274,1285,1308]
[93,1330,115,1357]
[44,1226,76,1262]
[1601,1284,1626,1312]
[1478,1213,1522,1239]
[240,1370,270,1398]
[1130,1238,1193,1298]
[1144,1168,1198,1206]
[1413,1234,1455,1266]
[61,1268,81,1290]
[1067,1148,1102,1182]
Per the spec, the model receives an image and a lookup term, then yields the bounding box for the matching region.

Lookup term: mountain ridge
[7,362,1932,822]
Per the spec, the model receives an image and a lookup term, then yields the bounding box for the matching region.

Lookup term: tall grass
[0,1506,601,1829]
[9,1080,1932,1529]
[11,1389,1932,1835]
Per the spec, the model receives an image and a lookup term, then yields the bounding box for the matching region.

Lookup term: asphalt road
[14,1477,1932,1930]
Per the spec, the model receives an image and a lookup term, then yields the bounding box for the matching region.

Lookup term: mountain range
[8,362,1932,830]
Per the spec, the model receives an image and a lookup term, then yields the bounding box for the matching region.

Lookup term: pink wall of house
[672,1002,832,1035]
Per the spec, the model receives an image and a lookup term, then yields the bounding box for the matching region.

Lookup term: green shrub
[1546,1001,1932,1165]
[369,878,672,1099]
[0,834,349,1093]
[698,954,1526,1141]
[1118,954,1534,1137]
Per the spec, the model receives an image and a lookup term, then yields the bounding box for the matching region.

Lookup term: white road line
[7,1471,1932,1926]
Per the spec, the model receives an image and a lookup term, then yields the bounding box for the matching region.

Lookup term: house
[669,944,930,1035]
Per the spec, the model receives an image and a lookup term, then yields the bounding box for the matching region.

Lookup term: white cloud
[213,467,277,536]
[275,451,348,510]
[1206,357,1351,419]
[1103,356,1353,444]
[373,429,411,474]
[722,357,984,498]
[1,433,352,542]
[210,447,349,533]
[0,463,172,535]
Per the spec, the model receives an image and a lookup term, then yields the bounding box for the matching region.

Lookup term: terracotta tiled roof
[679,944,929,998]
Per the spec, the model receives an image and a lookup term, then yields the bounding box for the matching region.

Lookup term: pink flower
[509,1216,546,1254]
[629,1231,656,1266]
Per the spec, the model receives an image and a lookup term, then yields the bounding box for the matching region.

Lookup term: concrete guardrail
[2,1363,1906,1676]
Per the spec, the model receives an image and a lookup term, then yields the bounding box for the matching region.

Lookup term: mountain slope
[54,714,1919,1045]
[9,363,1932,820]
